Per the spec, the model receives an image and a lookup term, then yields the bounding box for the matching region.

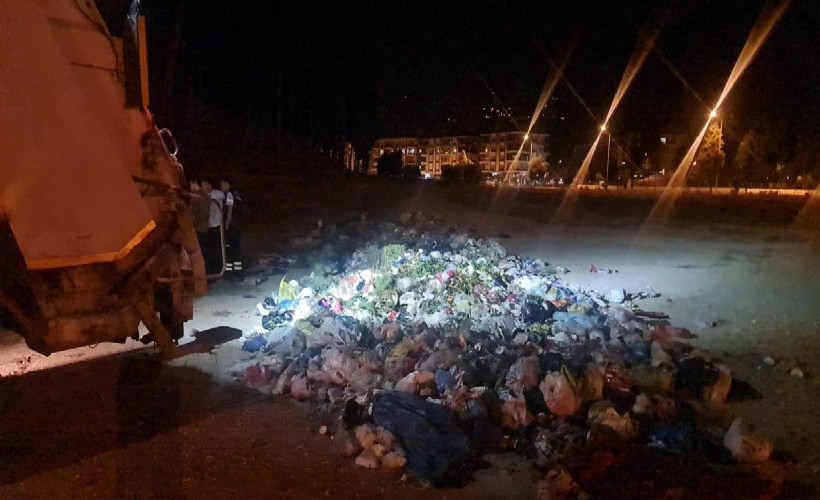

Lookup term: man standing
[201,178,225,275]
[220,177,243,281]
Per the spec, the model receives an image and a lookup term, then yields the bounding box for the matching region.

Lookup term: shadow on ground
[0,351,266,485]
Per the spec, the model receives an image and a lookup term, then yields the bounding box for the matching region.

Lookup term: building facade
[479,132,547,174]
[370,132,548,177]
[653,133,686,175]
[419,135,482,176]
[368,137,421,175]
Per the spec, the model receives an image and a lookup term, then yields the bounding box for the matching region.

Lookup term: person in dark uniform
[220,177,243,281]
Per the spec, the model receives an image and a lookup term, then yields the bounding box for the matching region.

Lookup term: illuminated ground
[2,175,819,497]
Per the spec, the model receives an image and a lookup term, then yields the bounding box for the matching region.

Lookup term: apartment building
[419,135,481,176]
[368,137,420,174]
[479,132,547,173]
[653,133,686,175]
[370,132,548,177]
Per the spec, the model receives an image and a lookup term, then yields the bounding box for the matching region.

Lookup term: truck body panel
[0,0,209,357]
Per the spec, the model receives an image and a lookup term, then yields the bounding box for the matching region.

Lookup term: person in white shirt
[201,179,225,275]
[208,183,225,229]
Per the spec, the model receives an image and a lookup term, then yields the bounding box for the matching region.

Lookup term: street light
[710,109,723,153]
[523,133,533,161]
[601,124,611,185]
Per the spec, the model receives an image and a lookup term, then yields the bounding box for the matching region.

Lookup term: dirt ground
[2,175,820,498]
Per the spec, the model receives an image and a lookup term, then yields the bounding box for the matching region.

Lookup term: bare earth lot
[2,175,819,498]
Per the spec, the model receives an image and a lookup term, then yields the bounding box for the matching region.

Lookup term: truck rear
[0,0,210,358]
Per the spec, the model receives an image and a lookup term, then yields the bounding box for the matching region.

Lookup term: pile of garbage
[229,215,774,492]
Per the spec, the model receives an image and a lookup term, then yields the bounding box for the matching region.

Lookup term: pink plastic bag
[540,370,581,416]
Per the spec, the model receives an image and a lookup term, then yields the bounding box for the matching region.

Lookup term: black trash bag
[373,391,471,486]
[521,296,555,324]
[467,394,506,453]
[459,354,504,388]
[356,325,377,349]
[342,398,371,429]
[675,356,719,395]
[523,387,550,416]
[541,351,564,373]
[261,314,278,331]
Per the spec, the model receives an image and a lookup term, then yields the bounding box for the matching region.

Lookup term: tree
[455,150,473,167]
[442,150,482,184]
[376,151,402,177]
[461,163,483,184]
[401,164,421,179]
[441,164,458,182]
[790,118,820,188]
[528,155,548,181]
[735,126,781,186]
[735,130,765,186]
[793,138,820,188]
[692,120,725,187]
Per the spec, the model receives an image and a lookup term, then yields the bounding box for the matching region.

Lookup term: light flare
[554,64,597,121]
[524,51,571,136]
[549,27,661,224]
[563,27,660,191]
[515,53,572,182]
[551,133,603,223]
[644,118,711,226]
[493,50,573,193]
[602,27,661,128]
[643,0,791,231]
[713,0,791,113]
[571,133,604,189]
[651,44,705,104]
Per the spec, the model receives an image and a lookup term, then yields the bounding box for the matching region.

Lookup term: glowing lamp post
[710,109,723,153]
[601,124,611,186]
[523,133,533,170]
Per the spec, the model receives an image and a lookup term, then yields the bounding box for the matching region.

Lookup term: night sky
[135,0,819,163]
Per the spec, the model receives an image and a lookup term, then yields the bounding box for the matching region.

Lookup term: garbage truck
[0,0,216,359]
